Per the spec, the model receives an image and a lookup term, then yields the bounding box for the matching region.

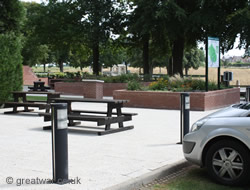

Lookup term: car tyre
[205,139,250,186]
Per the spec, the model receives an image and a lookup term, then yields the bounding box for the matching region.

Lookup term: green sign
[208,37,219,68]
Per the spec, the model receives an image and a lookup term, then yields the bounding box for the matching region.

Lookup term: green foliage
[0,33,23,103]
[148,78,168,91]
[21,2,52,68]
[47,72,82,79]
[99,73,139,83]
[0,0,24,104]
[183,47,205,75]
[143,75,223,92]
[127,0,171,76]
[127,80,142,91]
[0,0,25,33]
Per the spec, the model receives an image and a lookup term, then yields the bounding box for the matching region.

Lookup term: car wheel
[205,140,250,186]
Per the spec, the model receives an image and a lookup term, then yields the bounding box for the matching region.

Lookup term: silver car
[183,103,250,185]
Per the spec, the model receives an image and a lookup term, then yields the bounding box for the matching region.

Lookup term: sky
[21,0,246,57]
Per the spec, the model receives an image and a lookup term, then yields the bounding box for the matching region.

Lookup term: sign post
[206,37,220,91]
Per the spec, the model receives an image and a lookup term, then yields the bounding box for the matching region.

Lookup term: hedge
[0,33,23,104]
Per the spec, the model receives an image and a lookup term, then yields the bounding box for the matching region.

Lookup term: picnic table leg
[22,94,34,112]
[23,94,29,111]
[12,93,19,113]
[67,102,80,126]
[116,106,124,128]
[105,103,113,130]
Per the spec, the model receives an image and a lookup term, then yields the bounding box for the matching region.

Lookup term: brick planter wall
[23,65,48,85]
[103,83,127,96]
[113,88,240,111]
[103,82,151,96]
[55,80,104,99]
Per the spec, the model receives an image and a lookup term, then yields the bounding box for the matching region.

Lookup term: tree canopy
[16,0,250,77]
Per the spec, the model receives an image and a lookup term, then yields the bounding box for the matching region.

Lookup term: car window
[233,103,250,110]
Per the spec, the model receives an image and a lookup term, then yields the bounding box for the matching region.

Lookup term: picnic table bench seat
[72,109,137,117]
[39,112,130,126]
[39,112,134,135]
[3,102,49,114]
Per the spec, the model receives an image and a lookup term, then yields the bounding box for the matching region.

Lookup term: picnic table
[28,81,50,92]
[3,91,60,114]
[40,97,137,135]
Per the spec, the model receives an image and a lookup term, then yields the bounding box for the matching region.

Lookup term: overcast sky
[20,0,245,57]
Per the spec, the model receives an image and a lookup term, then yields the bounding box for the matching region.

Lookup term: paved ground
[0,100,217,190]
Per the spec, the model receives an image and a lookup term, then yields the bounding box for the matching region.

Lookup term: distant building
[221,56,250,63]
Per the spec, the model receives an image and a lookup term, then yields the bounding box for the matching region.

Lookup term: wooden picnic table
[28,81,50,92]
[40,97,136,135]
[3,91,60,114]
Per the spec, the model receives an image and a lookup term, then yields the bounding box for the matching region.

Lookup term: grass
[26,96,47,102]
[152,167,250,190]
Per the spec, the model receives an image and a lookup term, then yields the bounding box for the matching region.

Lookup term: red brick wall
[55,81,103,99]
[23,66,48,85]
[103,83,127,96]
[113,88,240,111]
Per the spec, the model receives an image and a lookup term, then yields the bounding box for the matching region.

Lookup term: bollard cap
[181,92,190,96]
[51,103,67,109]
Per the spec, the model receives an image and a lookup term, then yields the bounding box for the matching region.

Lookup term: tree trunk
[43,64,46,73]
[167,56,173,76]
[185,67,188,76]
[125,61,128,74]
[93,42,100,76]
[142,34,150,77]
[172,37,185,77]
[58,59,63,72]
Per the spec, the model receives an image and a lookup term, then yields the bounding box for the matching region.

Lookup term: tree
[32,1,75,72]
[0,0,24,103]
[158,0,202,77]
[226,1,250,55]
[21,2,51,72]
[183,47,205,76]
[127,0,170,78]
[200,0,248,54]
[70,0,127,75]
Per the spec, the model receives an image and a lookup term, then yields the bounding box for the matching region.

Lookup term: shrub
[127,80,142,91]
[148,78,168,91]
[189,79,205,90]
[99,73,140,83]
[139,74,227,92]
[0,33,23,104]
[35,73,48,78]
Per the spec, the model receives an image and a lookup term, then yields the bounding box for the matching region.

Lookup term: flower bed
[113,88,240,111]
[104,82,150,96]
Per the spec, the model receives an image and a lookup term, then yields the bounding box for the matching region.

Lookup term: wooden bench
[72,109,138,117]
[3,91,60,114]
[4,102,49,114]
[39,112,134,135]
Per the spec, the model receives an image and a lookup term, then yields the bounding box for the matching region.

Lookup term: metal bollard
[51,103,69,184]
[178,93,190,144]
[246,87,250,102]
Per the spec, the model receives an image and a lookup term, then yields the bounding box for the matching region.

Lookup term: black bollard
[246,87,250,102]
[178,93,190,144]
[51,103,69,184]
